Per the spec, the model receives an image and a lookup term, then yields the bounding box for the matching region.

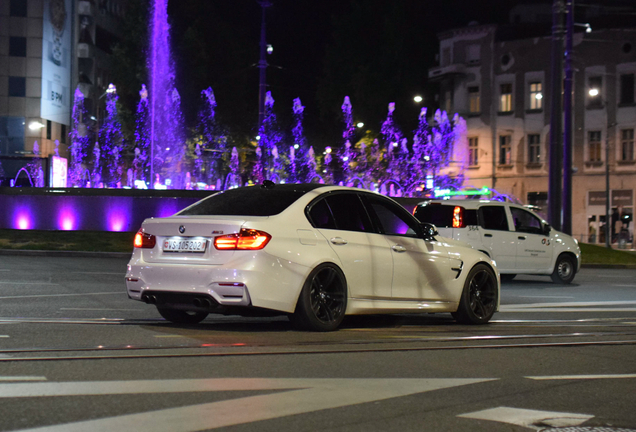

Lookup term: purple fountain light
[148,0,184,189]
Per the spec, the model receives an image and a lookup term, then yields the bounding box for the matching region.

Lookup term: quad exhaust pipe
[193,297,213,308]
[143,294,157,304]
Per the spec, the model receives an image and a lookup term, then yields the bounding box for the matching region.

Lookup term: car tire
[452,264,498,325]
[290,263,347,332]
[500,274,516,282]
[550,254,576,284]
[157,307,208,324]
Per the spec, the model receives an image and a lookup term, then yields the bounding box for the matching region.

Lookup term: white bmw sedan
[126,183,500,331]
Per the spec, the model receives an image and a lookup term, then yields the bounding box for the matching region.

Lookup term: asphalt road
[0,255,635,432]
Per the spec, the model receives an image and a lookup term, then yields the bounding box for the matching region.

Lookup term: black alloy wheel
[452,264,498,324]
[291,263,347,332]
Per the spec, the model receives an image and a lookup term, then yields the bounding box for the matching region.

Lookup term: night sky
[115,0,632,147]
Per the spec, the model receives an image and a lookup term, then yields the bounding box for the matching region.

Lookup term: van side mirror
[421,223,439,240]
[543,223,551,236]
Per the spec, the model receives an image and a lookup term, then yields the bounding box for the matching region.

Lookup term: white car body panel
[126,186,501,320]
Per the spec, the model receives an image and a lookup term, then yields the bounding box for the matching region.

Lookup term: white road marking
[71,272,123,275]
[458,407,593,429]
[0,292,123,300]
[527,374,636,380]
[59,308,142,311]
[500,300,636,313]
[0,282,59,286]
[0,378,495,431]
[0,376,47,382]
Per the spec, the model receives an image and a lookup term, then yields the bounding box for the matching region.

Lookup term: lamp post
[548,0,564,231]
[257,1,272,129]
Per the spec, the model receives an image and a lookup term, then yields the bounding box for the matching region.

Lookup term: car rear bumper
[125,250,310,313]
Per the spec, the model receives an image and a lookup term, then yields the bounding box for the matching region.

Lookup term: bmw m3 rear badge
[179,225,186,234]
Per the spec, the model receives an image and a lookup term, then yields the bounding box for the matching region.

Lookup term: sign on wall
[588,190,634,207]
[41,0,73,126]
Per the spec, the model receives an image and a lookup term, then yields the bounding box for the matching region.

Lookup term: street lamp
[589,87,613,249]
[413,95,423,103]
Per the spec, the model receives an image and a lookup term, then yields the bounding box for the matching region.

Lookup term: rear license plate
[162,237,207,253]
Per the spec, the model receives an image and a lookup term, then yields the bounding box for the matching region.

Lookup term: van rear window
[414,204,478,228]
[414,204,456,228]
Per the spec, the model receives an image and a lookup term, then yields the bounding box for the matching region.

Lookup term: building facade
[429,21,636,246]
[0,0,125,185]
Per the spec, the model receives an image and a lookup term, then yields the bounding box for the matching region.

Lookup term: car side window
[479,206,510,231]
[510,207,544,235]
[325,194,374,232]
[364,195,420,237]
[307,198,337,229]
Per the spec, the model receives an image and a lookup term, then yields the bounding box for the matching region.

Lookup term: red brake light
[452,206,464,228]
[214,228,271,250]
[134,230,156,249]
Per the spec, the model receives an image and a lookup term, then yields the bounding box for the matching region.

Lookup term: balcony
[77,43,93,59]
[78,83,93,99]
[78,1,93,16]
[428,63,467,80]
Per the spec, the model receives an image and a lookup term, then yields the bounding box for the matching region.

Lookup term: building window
[46,120,52,140]
[61,124,67,144]
[8,77,26,97]
[528,134,541,163]
[9,37,27,57]
[621,129,634,161]
[529,82,543,110]
[499,135,512,165]
[620,74,635,105]
[588,76,603,107]
[10,0,28,17]
[468,137,479,166]
[466,44,480,64]
[468,86,480,114]
[499,84,512,112]
[588,131,602,162]
[442,47,451,66]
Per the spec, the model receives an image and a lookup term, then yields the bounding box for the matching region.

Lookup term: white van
[413,200,581,284]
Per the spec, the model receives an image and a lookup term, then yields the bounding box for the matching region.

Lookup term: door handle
[391,244,407,253]
[518,236,527,240]
[484,234,493,238]
[330,237,348,245]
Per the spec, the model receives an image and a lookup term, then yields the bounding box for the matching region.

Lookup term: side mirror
[543,223,551,236]
[421,222,439,241]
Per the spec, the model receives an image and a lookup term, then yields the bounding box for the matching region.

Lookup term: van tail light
[134,230,156,249]
[452,206,465,228]
[214,228,272,250]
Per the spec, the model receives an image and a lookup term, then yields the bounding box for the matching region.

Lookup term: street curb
[0,249,131,259]
[581,263,636,269]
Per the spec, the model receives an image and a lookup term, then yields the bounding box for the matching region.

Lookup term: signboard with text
[40,0,72,125]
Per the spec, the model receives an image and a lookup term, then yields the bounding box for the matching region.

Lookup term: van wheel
[290,263,347,332]
[452,264,498,325]
[551,255,576,284]
[500,274,516,282]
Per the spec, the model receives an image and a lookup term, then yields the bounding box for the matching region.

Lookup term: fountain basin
[0,188,210,231]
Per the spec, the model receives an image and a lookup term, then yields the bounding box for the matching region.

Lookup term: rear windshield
[178,184,323,216]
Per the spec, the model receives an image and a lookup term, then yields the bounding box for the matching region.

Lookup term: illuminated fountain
[147,0,185,189]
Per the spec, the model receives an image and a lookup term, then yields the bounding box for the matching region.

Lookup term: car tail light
[134,230,156,249]
[214,228,271,250]
[452,206,465,228]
